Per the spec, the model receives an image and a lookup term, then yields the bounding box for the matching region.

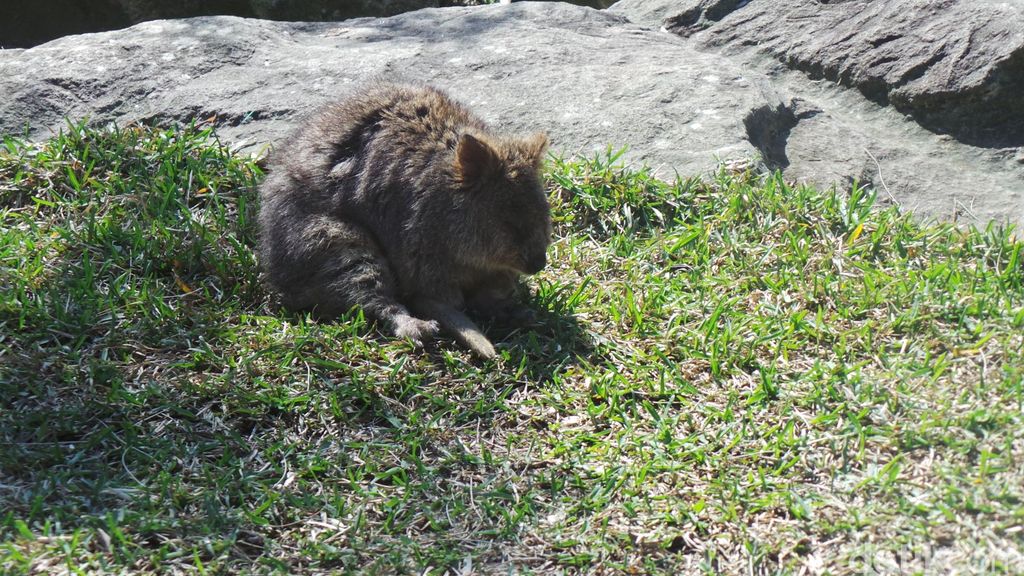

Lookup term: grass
[1,122,1023,575]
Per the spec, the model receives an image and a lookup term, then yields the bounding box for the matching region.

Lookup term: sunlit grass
[2,123,1022,574]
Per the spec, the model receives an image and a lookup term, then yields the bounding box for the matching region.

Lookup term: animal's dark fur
[257,83,551,358]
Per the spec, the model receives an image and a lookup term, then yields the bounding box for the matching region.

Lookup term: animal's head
[454,131,552,275]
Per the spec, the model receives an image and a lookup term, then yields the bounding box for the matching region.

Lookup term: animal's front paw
[392,315,441,347]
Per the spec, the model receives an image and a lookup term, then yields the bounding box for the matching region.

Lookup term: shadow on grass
[1,120,594,572]
[3,263,589,572]
[2,227,587,574]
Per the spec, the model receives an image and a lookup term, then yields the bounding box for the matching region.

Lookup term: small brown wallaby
[257,83,552,359]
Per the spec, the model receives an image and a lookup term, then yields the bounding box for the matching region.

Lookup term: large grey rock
[612,0,1024,148]
[2,0,612,49]
[0,4,769,182]
[609,0,1024,225]
[1,2,1022,226]
[2,0,481,49]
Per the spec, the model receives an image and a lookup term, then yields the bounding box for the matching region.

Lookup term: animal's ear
[455,132,499,185]
[523,132,548,167]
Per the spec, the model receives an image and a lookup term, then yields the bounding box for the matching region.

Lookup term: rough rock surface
[1,2,1022,226]
[612,0,1024,148]
[3,0,612,49]
[610,0,1024,225]
[3,0,483,49]
[0,4,771,182]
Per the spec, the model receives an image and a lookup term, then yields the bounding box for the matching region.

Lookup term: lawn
[1,122,1022,574]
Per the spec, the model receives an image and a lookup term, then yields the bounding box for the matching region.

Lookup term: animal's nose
[525,252,547,275]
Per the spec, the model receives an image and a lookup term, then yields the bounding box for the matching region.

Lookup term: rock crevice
[662,0,747,37]
[616,0,1024,148]
[743,101,797,170]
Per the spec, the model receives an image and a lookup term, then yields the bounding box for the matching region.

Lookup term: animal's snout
[524,252,547,275]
